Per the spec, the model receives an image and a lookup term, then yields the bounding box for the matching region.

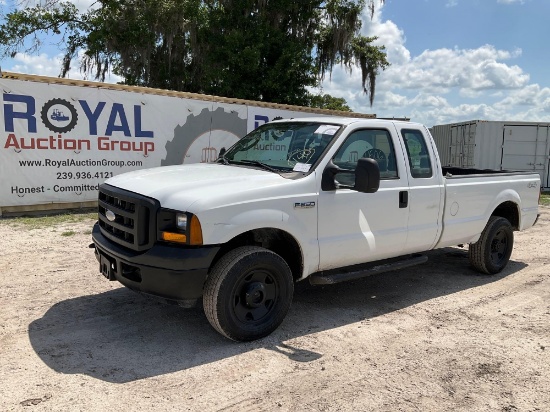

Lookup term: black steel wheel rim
[232,268,278,324]
[490,228,509,266]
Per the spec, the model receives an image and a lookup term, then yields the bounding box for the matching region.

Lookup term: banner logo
[40,99,78,133]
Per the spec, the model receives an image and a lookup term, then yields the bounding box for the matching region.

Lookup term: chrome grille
[98,184,158,251]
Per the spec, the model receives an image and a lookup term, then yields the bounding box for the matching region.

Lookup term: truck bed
[435,168,540,249]
[442,167,536,178]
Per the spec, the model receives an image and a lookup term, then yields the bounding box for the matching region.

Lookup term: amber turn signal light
[161,232,187,243]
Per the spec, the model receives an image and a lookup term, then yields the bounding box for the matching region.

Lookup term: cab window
[332,129,398,186]
[401,129,432,178]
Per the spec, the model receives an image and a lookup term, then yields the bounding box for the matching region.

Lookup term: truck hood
[105,163,300,211]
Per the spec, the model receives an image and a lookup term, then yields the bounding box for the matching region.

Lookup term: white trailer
[430,120,550,189]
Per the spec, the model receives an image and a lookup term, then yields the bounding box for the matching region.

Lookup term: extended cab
[91,118,540,341]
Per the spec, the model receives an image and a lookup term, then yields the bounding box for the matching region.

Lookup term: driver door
[317,127,410,270]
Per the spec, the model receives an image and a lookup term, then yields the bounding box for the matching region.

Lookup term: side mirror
[321,158,380,193]
[321,160,341,191]
[355,158,380,193]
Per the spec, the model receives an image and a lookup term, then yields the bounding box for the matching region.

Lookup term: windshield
[222,122,342,173]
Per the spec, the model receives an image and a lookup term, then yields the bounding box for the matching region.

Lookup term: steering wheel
[237,135,262,151]
[363,148,386,161]
[287,148,314,164]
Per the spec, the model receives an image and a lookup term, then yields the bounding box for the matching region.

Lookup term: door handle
[399,191,408,208]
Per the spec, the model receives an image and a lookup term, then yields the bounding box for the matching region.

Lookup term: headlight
[176,213,188,230]
[158,209,203,245]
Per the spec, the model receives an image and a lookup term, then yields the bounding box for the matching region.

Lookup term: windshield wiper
[217,156,229,165]
[235,160,285,175]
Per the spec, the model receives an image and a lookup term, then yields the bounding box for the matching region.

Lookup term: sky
[1,0,549,127]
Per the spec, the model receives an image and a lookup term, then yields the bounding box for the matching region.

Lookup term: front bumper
[92,222,220,307]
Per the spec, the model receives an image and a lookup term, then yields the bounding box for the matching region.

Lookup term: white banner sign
[0,77,332,207]
[246,106,325,132]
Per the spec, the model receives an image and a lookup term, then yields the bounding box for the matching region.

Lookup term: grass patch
[1,211,97,229]
[61,230,77,237]
[541,193,550,207]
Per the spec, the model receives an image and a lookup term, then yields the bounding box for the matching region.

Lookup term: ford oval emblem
[105,209,116,222]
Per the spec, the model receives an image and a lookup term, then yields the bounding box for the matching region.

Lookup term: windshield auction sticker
[293,163,312,172]
[314,125,338,135]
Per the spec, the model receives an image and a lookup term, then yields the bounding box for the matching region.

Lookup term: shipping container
[430,120,550,189]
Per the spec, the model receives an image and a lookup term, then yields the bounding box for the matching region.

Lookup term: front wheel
[469,216,514,274]
[203,246,294,341]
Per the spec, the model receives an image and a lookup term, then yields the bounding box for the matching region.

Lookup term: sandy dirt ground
[0,208,549,412]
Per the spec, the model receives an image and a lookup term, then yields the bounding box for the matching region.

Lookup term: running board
[309,254,428,285]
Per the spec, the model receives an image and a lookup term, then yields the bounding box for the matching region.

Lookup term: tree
[307,93,352,112]
[0,0,389,106]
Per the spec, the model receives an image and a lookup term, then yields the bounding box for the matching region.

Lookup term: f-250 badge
[294,202,316,209]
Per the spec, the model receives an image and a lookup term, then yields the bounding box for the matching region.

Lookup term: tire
[203,246,294,341]
[469,216,514,274]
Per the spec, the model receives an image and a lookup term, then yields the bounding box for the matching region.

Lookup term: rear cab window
[401,129,433,178]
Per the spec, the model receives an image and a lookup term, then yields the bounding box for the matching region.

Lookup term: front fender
[199,207,319,279]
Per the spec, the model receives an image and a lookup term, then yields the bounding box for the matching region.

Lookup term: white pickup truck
[91,118,540,341]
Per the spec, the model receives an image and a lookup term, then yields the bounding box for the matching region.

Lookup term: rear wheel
[469,216,514,274]
[203,246,294,341]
